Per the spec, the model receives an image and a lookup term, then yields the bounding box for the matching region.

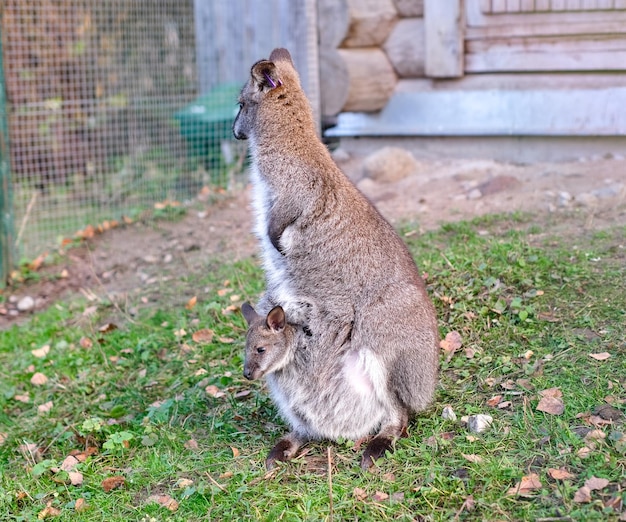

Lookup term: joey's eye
[238,101,244,109]
[256,347,265,354]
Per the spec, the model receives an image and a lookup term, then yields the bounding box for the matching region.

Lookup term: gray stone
[362,146,421,183]
[467,189,482,200]
[592,183,624,199]
[574,192,598,207]
[17,296,35,312]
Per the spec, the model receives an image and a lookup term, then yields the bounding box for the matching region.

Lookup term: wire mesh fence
[1,0,234,259]
[0,0,318,263]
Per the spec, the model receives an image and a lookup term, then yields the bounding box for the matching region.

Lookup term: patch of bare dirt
[2,154,625,328]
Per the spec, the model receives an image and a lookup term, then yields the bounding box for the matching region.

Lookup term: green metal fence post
[0,28,15,286]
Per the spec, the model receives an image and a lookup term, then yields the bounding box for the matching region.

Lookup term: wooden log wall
[318,0,426,116]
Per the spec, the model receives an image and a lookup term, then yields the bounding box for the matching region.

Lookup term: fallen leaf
[584,429,606,441]
[462,453,484,464]
[548,468,575,481]
[37,503,61,518]
[184,439,199,451]
[79,337,93,349]
[217,288,232,297]
[584,476,610,491]
[31,345,50,358]
[174,328,187,338]
[176,478,194,489]
[589,352,611,361]
[14,394,30,403]
[487,395,503,407]
[577,446,593,458]
[0,432,6,446]
[440,331,463,362]
[464,346,476,358]
[219,471,233,479]
[205,385,225,398]
[186,296,197,310]
[101,476,125,492]
[68,471,83,486]
[573,486,592,503]
[19,443,42,461]
[508,473,542,497]
[230,446,240,458]
[38,401,53,414]
[60,455,79,472]
[30,373,48,386]
[98,323,118,333]
[536,389,565,415]
[372,491,389,502]
[353,487,368,501]
[391,492,405,502]
[147,494,179,512]
[218,336,234,344]
[74,498,88,512]
[192,329,214,344]
[234,390,252,399]
[29,252,48,271]
[497,401,512,409]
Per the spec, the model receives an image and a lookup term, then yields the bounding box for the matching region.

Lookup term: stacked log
[318,0,426,116]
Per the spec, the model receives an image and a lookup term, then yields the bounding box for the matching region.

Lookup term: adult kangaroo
[233,48,439,469]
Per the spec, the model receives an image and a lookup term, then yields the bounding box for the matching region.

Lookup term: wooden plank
[520,0,536,12]
[506,0,521,11]
[466,49,626,71]
[466,8,626,27]
[565,0,582,9]
[551,0,567,10]
[480,0,493,13]
[424,0,464,77]
[467,34,626,53]
[492,0,508,12]
[617,0,626,8]
[325,87,626,136]
[466,20,626,38]
[535,0,551,9]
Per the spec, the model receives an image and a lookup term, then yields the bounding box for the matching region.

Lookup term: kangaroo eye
[256,347,265,354]
[238,101,244,109]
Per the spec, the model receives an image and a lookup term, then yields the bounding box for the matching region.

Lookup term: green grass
[1,214,625,521]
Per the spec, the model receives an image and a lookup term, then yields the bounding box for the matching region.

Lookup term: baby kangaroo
[242,302,410,470]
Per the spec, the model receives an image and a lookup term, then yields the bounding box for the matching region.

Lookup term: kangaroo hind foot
[266,432,307,470]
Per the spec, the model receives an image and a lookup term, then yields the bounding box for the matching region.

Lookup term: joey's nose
[243,368,253,380]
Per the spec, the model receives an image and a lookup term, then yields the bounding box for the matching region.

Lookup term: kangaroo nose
[244,368,252,380]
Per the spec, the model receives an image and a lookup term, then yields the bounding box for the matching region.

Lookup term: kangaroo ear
[251,60,283,92]
[266,306,286,332]
[241,302,260,325]
[269,48,294,65]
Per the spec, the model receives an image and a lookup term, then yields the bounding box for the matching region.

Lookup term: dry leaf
[60,455,79,472]
[37,503,61,519]
[508,473,542,497]
[38,401,53,414]
[186,296,197,310]
[192,329,214,344]
[353,487,368,501]
[184,439,199,451]
[98,323,118,333]
[439,331,463,362]
[536,390,565,415]
[14,394,30,403]
[497,401,512,409]
[219,471,233,479]
[487,395,503,407]
[464,346,476,359]
[548,468,575,481]
[174,328,187,338]
[30,372,48,386]
[0,432,7,446]
[391,492,405,502]
[230,446,240,458]
[584,476,609,491]
[222,305,238,316]
[74,498,88,512]
[147,494,179,512]
[218,336,235,344]
[584,429,606,441]
[79,337,93,349]
[217,288,232,297]
[462,453,484,464]
[589,352,611,361]
[101,476,125,492]
[573,486,592,503]
[372,491,389,502]
[68,471,84,486]
[176,478,194,489]
[31,345,50,358]
[205,385,225,398]
[29,252,48,271]
[577,446,593,458]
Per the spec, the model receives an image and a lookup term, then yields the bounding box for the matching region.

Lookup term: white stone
[442,405,457,421]
[17,296,35,312]
[467,414,493,433]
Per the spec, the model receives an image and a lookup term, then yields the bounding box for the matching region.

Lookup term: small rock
[467,414,493,433]
[362,147,422,183]
[143,255,158,264]
[163,254,173,264]
[8,295,18,304]
[592,183,624,199]
[476,175,521,196]
[574,192,598,207]
[442,405,457,422]
[17,296,35,312]
[558,191,572,207]
[467,189,482,200]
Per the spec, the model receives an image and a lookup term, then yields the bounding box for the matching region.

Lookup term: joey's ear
[241,302,260,326]
[251,60,283,92]
[266,306,286,332]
